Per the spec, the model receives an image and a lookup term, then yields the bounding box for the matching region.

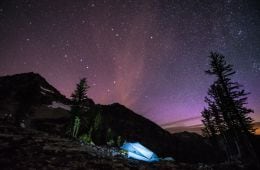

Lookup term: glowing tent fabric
[121,142,159,162]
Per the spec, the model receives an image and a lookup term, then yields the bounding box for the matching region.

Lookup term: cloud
[161,116,202,129]
[163,120,260,135]
[165,124,203,134]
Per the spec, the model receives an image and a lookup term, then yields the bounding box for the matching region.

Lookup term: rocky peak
[0,72,69,105]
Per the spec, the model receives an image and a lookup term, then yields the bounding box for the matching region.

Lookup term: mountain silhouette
[0,72,222,163]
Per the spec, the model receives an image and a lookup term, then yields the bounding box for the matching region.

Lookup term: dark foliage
[70,78,90,116]
[202,52,258,165]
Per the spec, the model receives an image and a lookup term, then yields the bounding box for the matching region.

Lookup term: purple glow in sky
[0,0,260,126]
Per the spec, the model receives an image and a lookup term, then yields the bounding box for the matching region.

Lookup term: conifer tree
[69,78,90,138]
[71,78,90,116]
[202,52,256,162]
[201,108,216,137]
[204,52,254,135]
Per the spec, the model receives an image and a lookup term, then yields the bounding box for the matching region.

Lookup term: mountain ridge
[0,72,222,163]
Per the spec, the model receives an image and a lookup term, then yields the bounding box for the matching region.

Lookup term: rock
[20,120,26,128]
[162,157,175,161]
[0,123,179,169]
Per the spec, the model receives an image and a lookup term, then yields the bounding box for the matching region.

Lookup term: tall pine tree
[202,52,256,162]
[71,78,90,116]
[69,78,90,138]
[204,52,254,135]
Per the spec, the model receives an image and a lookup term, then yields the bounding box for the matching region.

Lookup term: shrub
[117,136,122,147]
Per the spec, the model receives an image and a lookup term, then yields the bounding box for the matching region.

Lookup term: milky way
[0,0,260,126]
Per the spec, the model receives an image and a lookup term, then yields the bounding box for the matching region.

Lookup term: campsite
[0,0,260,169]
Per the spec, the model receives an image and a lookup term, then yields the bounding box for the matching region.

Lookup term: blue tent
[121,142,159,162]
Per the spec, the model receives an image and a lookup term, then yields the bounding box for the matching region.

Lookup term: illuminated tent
[121,142,159,162]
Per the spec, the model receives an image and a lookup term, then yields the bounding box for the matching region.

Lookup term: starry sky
[0,0,260,127]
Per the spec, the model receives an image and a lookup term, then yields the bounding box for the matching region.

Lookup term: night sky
[0,0,260,127]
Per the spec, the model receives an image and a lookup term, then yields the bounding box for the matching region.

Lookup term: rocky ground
[0,123,178,170]
[0,123,257,170]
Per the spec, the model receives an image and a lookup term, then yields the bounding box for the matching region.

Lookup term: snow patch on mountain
[40,86,54,94]
[40,91,46,95]
[48,101,71,111]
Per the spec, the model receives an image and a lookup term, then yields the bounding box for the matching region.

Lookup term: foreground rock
[0,124,179,170]
[0,123,256,170]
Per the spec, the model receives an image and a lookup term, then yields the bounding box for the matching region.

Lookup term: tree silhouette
[71,78,90,116]
[204,52,254,134]
[201,108,216,137]
[69,78,90,138]
[202,52,257,163]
